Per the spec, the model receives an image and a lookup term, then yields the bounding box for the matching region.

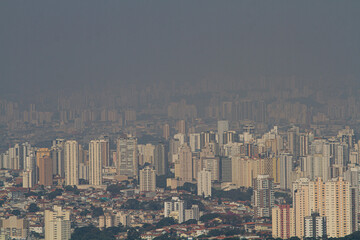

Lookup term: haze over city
[0,1,360,240]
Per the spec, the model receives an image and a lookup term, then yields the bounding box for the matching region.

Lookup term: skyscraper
[22,149,36,188]
[176,120,186,135]
[164,197,185,223]
[154,144,167,176]
[287,126,299,159]
[272,205,295,239]
[220,157,232,182]
[163,123,170,140]
[64,140,79,186]
[200,157,220,182]
[217,120,229,146]
[252,175,274,218]
[304,212,327,239]
[175,144,193,182]
[279,153,293,190]
[45,206,71,240]
[38,156,53,186]
[189,133,201,152]
[292,177,352,238]
[99,137,110,167]
[116,137,138,177]
[51,139,65,177]
[139,166,156,192]
[89,140,103,186]
[197,169,212,197]
[325,177,351,238]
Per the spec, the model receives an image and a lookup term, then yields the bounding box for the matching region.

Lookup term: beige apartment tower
[272,205,295,239]
[45,206,71,240]
[292,177,352,238]
[175,144,193,182]
[89,140,103,185]
[64,140,79,186]
[38,156,53,186]
[139,166,156,192]
[197,169,212,197]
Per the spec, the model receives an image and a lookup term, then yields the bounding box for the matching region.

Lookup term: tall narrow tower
[89,140,103,185]
[64,140,79,186]
[116,137,138,177]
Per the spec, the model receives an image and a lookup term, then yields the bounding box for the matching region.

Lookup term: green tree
[126,228,141,240]
[71,225,115,240]
[121,199,140,209]
[11,209,21,216]
[92,207,104,218]
[156,217,177,228]
[28,203,40,213]
[106,184,124,195]
[199,213,220,222]
[48,188,63,200]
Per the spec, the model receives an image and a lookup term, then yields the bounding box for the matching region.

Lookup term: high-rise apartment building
[139,166,156,192]
[51,139,65,177]
[220,157,232,182]
[0,216,29,239]
[232,157,264,188]
[154,144,167,176]
[189,133,201,152]
[22,149,36,188]
[163,123,170,140]
[116,137,138,177]
[292,177,352,238]
[44,206,71,240]
[38,156,53,186]
[164,197,185,223]
[272,205,295,239]
[200,157,220,182]
[99,137,110,167]
[175,144,193,182]
[325,177,351,238]
[176,120,186,135]
[302,139,331,181]
[287,126,299,159]
[304,212,326,239]
[252,175,274,218]
[217,120,229,146]
[279,153,293,190]
[89,140,103,185]
[197,169,212,197]
[64,140,79,186]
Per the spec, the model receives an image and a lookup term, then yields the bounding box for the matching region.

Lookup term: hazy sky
[1,1,360,96]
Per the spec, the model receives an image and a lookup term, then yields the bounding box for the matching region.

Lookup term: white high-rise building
[197,169,212,197]
[45,206,71,240]
[303,140,331,181]
[9,144,20,170]
[116,137,138,177]
[22,150,36,188]
[64,140,79,186]
[51,139,65,177]
[140,166,156,192]
[89,140,103,185]
[304,213,327,239]
[115,212,130,227]
[189,133,201,152]
[164,197,185,223]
